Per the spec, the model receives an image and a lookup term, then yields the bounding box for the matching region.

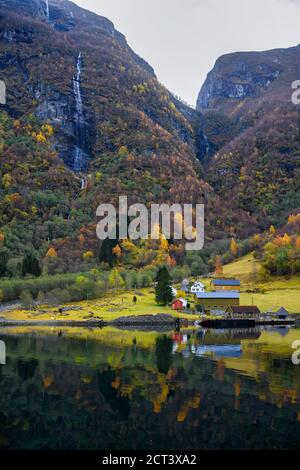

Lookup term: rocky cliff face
[196,45,300,229]
[1,0,299,243]
[0,0,48,19]
[197,52,282,110]
[0,0,163,171]
[0,0,217,217]
[197,45,300,113]
[195,44,300,152]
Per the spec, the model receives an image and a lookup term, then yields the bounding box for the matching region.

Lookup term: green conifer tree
[155,266,174,306]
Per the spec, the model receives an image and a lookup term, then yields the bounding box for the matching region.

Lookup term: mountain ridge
[0,0,299,273]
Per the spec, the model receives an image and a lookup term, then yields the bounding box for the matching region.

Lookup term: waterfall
[73,53,83,122]
[80,177,86,190]
[202,133,210,156]
[72,53,89,172]
[201,133,210,157]
[45,0,50,21]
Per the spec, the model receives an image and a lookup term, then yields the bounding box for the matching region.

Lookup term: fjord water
[0,327,300,450]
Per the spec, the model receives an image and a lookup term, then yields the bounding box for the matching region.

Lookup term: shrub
[20,290,34,309]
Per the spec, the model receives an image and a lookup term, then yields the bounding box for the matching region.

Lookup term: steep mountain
[1,0,255,271]
[1,0,299,276]
[0,0,192,169]
[197,46,300,228]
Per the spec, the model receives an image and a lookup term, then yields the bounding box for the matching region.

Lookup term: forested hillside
[0,0,299,281]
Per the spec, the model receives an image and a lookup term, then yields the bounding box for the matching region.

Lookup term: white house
[181,279,190,293]
[190,281,205,294]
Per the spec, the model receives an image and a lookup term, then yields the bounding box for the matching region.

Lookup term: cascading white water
[72,52,88,172]
[203,134,210,156]
[80,177,86,190]
[73,53,83,123]
[45,0,50,21]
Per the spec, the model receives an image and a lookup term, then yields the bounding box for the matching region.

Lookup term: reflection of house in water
[274,327,290,337]
[193,344,242,358]
[0,340,6,365]
[172,329,261,359]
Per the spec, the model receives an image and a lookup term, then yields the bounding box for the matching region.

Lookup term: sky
[75,0,300,106]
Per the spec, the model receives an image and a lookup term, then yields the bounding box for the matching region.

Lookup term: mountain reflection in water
[0,326,299,450]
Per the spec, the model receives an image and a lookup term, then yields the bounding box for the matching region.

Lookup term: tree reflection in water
[0,327,299,450]
[155,336,173,374]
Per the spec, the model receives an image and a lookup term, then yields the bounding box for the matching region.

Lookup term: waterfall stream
[202,133,210,156]
[45,0,50,21]
[80,177,86,190]
[72,52,89,172]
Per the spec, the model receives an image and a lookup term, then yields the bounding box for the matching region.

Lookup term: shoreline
[0,317,297,329]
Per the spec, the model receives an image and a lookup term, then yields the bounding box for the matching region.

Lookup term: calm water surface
[0,326,300,450]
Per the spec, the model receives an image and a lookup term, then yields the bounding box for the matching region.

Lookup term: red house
[172,299,187,311]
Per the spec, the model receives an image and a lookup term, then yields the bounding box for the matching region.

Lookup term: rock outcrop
[196,48,296,111]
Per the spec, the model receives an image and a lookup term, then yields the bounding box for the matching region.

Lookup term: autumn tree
[230,238,238,257]
[108,269,125,290]
[46,247,57,258]
[112,244,122,261]
[82,251,94,261]
[214,255,223,277]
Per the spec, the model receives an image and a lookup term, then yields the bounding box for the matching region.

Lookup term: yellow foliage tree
[282,233,292,245]
[46,247,57,258]
[78,233,85,244]
[35,132,47,143]
[166,255,177,267]
[2,173,12,189]
[118,145,129,158]
[82,251,94,260]
[288,214,300,225]
[273,234,292,247]
[112,244,122,258]
[41,124,54,137]
[121,239,136,251]
[215,255,223,277]
[160,235,169,252]
[230,238,238,257]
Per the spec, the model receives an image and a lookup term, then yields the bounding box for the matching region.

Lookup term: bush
[47,288,72,305]
[0,273,86,302]
[20,290,34,309]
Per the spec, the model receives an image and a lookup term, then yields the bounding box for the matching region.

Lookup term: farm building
[181,279,190,293]
[211,279,241,291]
[190,281,205,294]
[195,291,240,314]
[228,306,261,318]
[266,307,289,319]
[275,307,289,319]
[172,299,188,311]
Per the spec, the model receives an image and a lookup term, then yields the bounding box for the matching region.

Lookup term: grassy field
[222,254,300,314]
[1,253,300,322]
[1,288,195,323]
